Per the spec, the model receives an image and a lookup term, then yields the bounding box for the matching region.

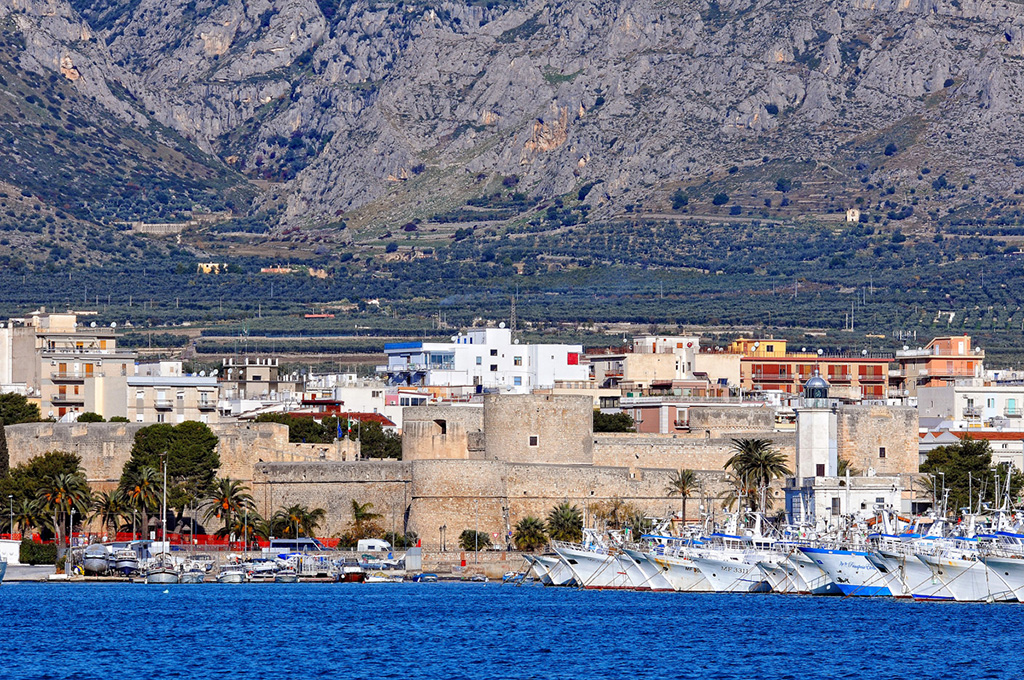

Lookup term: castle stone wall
[483,394,593,464]
[836,405,919,476]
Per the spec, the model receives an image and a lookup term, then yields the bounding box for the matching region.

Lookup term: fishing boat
[532,554,577,587]
[551,530,631,589]
[145,554,179,585]
[0,557,6,585]
[621,548,674,591]
[799,546,892,597]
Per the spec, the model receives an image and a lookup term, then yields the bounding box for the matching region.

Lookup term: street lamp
[441,524,446,552]
[8,494,12,540]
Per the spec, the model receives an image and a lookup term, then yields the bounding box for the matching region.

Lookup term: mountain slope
[5,0,1024,239]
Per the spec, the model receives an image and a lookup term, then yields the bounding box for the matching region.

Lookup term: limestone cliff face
[5,0,1024,228]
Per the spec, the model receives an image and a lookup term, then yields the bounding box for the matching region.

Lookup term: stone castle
[6,395,918,548]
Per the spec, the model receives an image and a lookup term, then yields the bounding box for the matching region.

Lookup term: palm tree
[90,489,125,539]
[513,516,548,551]
[272,504,327,539]
[838,456,860,476]
[216,510,264,548]
[665,469,698,524]
[203,478,255,545]
[546,501,583,542]
[122,466,162,539]
[351,500,382,526]
[726,438,792,512]
[35,472,91,558]
[13,498,38,538]
[720,471,755,512]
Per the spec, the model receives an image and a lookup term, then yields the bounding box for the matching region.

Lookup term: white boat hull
[649,552,713,592]
[799,548,891,597]
[917,554,1015,603]
[534,555,576,587]
[145,568,178,585]
[690,554,770,593]
[622,549,675,592]
[216,570,246,583]
[552,545,631,589]
[982,555,1024,603]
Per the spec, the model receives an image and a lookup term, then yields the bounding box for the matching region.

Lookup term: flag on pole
[336,419,343,440]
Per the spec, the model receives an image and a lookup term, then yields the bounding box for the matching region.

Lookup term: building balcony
[1005,408,1023,418]
[827,373,852,382]
[963,407,981,418]
[50,372,94,382]
[197,401,216,411]
[857,373,886,382]
[51,395,85,405]
[154,399,174,410]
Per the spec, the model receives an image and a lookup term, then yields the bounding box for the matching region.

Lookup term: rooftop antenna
[510,294,517,334]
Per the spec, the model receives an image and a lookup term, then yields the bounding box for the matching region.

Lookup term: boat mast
[161,451,168,553]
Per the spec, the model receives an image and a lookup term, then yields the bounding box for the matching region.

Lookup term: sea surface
[1,582,1020,679]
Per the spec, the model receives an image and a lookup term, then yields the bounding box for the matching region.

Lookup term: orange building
[891,335,984,398]
[729,338,891,400]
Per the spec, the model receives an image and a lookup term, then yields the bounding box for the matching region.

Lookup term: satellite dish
[514,339,520,344]
[801,347,806,352]
[862,349,868,356]
[817,349,824,355]
[90,322,97,327]
[902,345,909,351]
[211,369,218,377]
[199,370,206,376]
[499,322,506,329]
[451,336,457,342]
[111,322,117,328]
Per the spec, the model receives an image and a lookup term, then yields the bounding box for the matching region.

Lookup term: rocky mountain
[4,0,1024,244]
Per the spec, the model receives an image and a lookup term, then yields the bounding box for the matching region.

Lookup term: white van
[356,539,392,553]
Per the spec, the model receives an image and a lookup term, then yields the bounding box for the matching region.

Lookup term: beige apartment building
[127,375,220,424]
[0,309,134,420]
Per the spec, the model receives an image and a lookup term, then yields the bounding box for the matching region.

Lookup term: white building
[918,384,1024,430]
[127,361,220,424]
[379,325,587,394]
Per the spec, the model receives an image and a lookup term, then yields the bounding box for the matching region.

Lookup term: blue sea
[1,582,1020,679]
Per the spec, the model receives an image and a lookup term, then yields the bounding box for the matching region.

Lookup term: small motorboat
[83,544,111,575]
[179,569,205,584]
[337,564,366,583]
[216,569,247,584]
[113,548,140,576]
[411,573,438,583]
[364,571,403,583]
[274,568,299,584]
[469,574,489,583]
[191,554,216,572]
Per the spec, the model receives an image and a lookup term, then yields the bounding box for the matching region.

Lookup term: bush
[671,189,689,210]
[76,412,104,422]
[712,193,729,205]
[884,143,898,156]
[729,206,742,215]
[775,177,792,193]
[765,103,779,115]
[109,416,130,423]
[385,242,398,253]
[459,529,492,551]
[20,539,57,565]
